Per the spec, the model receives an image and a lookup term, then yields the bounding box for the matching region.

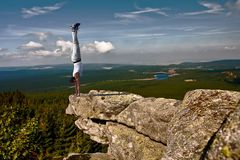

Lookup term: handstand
[69,23,81,96]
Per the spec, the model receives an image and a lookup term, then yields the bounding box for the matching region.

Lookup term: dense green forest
[0,91,107,160]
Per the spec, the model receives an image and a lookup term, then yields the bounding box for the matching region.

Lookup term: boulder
[66,89,240,160]
[75,117,108,144]
[106,122,166,160]
[63,152,114,160]
[205,106,240,160]
[162,89,240,160]
[66,90,143,120]
[117,97,180,144]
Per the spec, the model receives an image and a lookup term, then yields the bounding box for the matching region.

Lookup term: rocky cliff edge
[65,89,240,160]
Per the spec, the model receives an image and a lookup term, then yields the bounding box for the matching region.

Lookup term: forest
[0,90,107,160]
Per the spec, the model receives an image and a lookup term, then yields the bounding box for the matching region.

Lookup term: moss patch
[222,145,232,157]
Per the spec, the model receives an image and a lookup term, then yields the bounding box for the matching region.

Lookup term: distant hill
[170,59,240,69]
[0,59,240,92]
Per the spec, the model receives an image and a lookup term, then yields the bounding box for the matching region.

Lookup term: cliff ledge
[65,89,240,160]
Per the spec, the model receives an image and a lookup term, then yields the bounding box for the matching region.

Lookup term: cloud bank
[115,7,168,21]
[226,0,240,16]
[82,41,115,54]
[22,3,64,18]
[16,39,115,58]
[56,40,72,52]
[20,41,44,50]
[224,46,236,50]
[29,50,56,57]
[182,2,224,16]
[0,48,8,52]
[34,32,50,41]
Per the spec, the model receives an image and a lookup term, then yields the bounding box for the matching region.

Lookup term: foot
[70,23,80,32]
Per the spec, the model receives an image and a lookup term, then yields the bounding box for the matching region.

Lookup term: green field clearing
[80,69,240,99]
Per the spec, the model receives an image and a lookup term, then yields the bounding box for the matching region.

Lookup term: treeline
[0,91,107,160]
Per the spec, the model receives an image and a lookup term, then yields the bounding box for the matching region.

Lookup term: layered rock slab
[117,97,180,144]
[66,90,143,120]
[162,89,240,160]
[63,152,114,160]
[66,89,240,160]
[205,106,240,160]
[75,117,108,144]
[106,122,165,160]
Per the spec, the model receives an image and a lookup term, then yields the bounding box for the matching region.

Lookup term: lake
[154,73,169,80]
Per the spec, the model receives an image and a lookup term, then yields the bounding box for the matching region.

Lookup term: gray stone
[66,90,143,120]
[67,95,94,118]
[162,89,240,160]
[63,152,114,160]
[106,122,166,160]
[66,89,240,160]
[75,117,108,144]
[117,97,180,144]
[205,105,240,160]
[89,90,143,120]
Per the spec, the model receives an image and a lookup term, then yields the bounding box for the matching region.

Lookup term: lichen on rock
[106,122,165,160]
[205,105,240,160]
[163,89,240,160]
[66,89,240,160]
[117,97,180,144]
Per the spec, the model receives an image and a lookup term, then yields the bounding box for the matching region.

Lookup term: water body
[154,73,169,80]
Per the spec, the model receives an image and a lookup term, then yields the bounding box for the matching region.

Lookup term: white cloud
[226,0,240,16]
[5,39,113,59]
[27,39,72,57]
[56,40,72,52]
[20,41,44,50]
[30,66,54,70]
[22,3,64,18]
[94,41,115,53]
[224,46,236,50]
[33,32,50,41]
[124,33,166,38]
[115,7,168,21]
[82,41,115,54]
[0,48,8,52]
[195,29,240,36]
[132,7,168,16]
[182,2,224,16]
[0,51,28,59]
[115,13,139,20]
[29,50,59,57]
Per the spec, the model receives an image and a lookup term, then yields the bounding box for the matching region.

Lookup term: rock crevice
[66,89,240,160]
[199,116,228,160]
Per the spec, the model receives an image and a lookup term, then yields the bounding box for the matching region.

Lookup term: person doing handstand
[69,23,82,96]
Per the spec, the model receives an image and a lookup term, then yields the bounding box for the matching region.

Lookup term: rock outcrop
[66,89,240,160]
[63,152,113,160]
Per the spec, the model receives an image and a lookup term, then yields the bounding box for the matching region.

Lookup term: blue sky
[0,0,240,66]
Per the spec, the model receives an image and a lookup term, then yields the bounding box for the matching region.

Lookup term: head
[69,77,76,84]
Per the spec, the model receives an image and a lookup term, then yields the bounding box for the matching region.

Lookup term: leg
[71,31,81,62]
[74,72,80,96]
[74,80,78,95]
[77,74,81,95]
[72,31,79,44]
